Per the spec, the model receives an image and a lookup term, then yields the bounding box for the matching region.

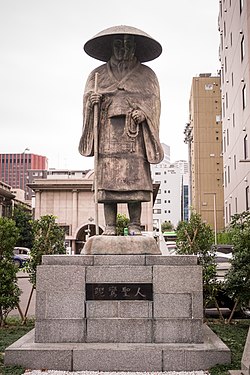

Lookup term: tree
[161,221,174,232]
[224,211,250,323]
[26,215,66,287]
[176,211,219,312]
[116,213,129,236]
[12,205,33,249]
[0,217,20,326]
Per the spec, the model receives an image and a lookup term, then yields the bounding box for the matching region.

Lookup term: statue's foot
[102,225,116,236]
[128,224,142,236]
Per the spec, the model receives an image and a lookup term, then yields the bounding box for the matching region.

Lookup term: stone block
[86,318,152,343]
[86,301,119,318]
[4,330,72,371]
[86,265,152,283]
[154,293,192,318]
[153,265,202,293]
[154,318,203,343]
[84,235,161,255]
[36,265,85,292]
[42,254,94,266]
[241,327,250,373]
[73,344,162,372]
[35,319,86,343]
[146,255,197,266]
[45,291,85,319]
[192,291,204,318]
[93,254,146,266]
[119,301,153,318]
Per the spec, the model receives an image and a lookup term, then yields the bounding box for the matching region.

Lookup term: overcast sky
[0,0,220,170]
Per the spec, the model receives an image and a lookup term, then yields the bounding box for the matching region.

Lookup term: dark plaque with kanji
[86,283,153,301]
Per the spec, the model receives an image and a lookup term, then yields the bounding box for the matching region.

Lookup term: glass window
[242,85,246,109]
[241,36,245,61]
[246,186,249,211]
[243,135,248,159]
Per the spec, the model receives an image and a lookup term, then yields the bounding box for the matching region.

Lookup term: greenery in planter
[208,319,250,375]
[0,317,35,375]
[25,214,66,287]
[0,218,20,326]
[116,213,129,236]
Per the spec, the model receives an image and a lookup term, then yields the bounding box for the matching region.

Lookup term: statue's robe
[79,59,164,203]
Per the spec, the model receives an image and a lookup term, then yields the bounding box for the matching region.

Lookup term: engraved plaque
[86,283,153,301]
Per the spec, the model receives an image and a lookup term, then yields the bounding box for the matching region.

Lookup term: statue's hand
[89,92,102,107]
[131,109,145,124]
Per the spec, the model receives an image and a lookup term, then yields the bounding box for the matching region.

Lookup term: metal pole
[93,73,99,235]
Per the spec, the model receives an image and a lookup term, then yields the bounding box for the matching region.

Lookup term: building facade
[29,170,157,254]
[151,160,188,229]
[186,74,224,232]
[0,153,48,200]
[218,0,250,225]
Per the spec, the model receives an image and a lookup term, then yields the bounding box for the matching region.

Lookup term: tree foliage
[25,215,66,287]
[176,211,218,310]
[224,211,250,323]
[116,213,129,236]
[161,221,174,232]
[0,217,20,326]
[12,206,33,249]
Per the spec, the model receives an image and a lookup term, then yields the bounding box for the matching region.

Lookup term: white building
[151,152,189,229]
[219,0,250,225]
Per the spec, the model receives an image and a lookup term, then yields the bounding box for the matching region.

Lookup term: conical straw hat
[84,25,162,63]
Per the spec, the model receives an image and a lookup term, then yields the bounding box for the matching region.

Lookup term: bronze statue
[79,26,164,235]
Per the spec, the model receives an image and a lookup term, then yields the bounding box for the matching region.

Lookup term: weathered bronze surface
[79,26,163,235]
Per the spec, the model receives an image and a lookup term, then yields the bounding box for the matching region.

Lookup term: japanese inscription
[86,283,153,301]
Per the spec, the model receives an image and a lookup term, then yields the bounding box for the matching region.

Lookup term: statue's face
[112,35,136,61]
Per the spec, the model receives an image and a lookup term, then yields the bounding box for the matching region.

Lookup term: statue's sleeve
[78,72,96,157]
[137,66,164,164]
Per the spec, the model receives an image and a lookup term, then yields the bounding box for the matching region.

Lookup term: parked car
[13,247,30,268]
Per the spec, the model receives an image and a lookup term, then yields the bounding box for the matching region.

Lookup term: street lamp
[204,192,217,245]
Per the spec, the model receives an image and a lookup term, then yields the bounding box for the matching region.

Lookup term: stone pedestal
[5,238,231,372]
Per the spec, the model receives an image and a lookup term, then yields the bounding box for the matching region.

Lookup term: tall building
[218,0,250,225]
[186,74,224,232]
[0,153,48,200]
[151,143,189,228]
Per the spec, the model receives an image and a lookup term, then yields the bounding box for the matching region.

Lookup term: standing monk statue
[79,25,164,236]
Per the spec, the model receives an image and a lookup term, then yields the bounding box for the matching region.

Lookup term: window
[153,209,161,214]
[242,85,246,109]
[228,166,230,184]
[234,155,237,169]
[246,186,249,211]
[243,135,248,159]
[241,36,245,61]
[156,199,161,204]
[216,115,221,123]
[235,197,238,213]
[231,72,234,86]
[155,172,161,175]
[233,112,235,127]
[240,0,244,14]
[230,32,233,47]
